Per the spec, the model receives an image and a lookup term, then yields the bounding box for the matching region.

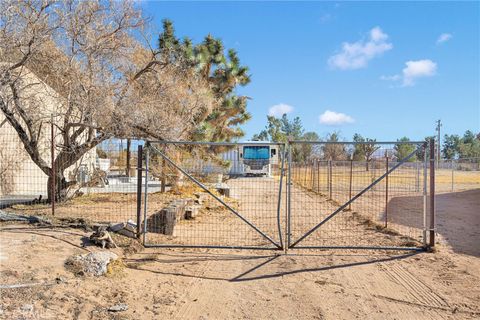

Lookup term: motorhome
[238,142,279,177]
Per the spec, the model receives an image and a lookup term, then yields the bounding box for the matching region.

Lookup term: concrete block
[185,205,200,219]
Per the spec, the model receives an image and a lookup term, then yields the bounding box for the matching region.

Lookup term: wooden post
[136,145,143,238]
[385,155,389,228]
[429,138,436,247]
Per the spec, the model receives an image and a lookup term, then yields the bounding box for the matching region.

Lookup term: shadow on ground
[125,250,421,282]
[387,189,480,257]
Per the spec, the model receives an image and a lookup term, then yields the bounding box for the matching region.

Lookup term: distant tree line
[253,114,479,164]
[442,130,480,160]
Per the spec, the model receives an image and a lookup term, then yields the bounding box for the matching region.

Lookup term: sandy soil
[1,177,479,319]
[1,226,479,319]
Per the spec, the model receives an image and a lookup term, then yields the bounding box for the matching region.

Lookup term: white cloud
[328,26,393,70]
[402,59,437,86]
[436,33,452,44]
[381,59,437,87]
[319,110,355,125]
[268,103,294,117]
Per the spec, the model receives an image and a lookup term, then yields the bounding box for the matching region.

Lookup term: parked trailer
[233,142,279,177]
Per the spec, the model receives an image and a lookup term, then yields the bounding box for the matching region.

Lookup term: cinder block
[185,205,200,219]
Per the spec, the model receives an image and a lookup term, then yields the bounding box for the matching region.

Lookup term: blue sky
[141,1,479,141]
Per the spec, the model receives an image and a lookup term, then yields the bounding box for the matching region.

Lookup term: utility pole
[435,119,441,168]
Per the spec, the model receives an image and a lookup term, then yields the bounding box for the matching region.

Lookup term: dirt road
[1,226,479,319]
[1,177,479,319]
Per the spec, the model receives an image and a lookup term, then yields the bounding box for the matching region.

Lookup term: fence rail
[2,129,479,251]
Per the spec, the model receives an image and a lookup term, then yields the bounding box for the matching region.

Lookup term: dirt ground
[1,225,480,319]
[1,176,479,319]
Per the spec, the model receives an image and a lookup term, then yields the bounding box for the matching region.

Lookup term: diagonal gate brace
[289,144,426,248]
[150,144,282,249]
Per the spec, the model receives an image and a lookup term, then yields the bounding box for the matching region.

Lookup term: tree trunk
[47,170,64,203]
[47,167,78,203]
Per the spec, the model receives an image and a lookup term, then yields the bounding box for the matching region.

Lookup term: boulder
[65,252,118,277]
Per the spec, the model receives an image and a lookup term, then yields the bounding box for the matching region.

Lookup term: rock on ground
[108,303,129,312]
[65,251,118,277]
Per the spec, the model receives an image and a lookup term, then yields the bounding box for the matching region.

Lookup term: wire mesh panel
[0,125,49,208]
[63,138,146,224]
[0,119,146,225]
[436,158,480,193]
[143,141,285,249]
[287,141,428,250]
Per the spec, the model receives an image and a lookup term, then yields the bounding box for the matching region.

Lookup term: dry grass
[436,169,480,184]
[292,165,480,193]
[106,258,126,278]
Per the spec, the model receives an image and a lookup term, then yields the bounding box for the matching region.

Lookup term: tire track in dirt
[380,262,449,309]
[378,262,452,319]
[170,257,225,320]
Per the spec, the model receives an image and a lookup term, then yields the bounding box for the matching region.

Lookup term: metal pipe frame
[290,246,425,251]
[149,144,282,249]
[142,142,150,245]
[148,140,284,146]
[276,145,286,250]
[144,244,281,250]
[140,140,428,252]
[423,145,428,247]
[289,144,425,248]
[136,145,143,238]
[289,140,426,145]
[287,142,292,248]
[429,139,436,247]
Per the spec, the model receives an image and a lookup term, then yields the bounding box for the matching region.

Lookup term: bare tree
[0,0,216,201]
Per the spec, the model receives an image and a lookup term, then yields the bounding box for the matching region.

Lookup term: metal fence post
[451,159,454,192]
[429,139,436,247]
[161,145,166,193]
[50,113,55,216]
[423,144,428,247]
[348,158,353,210]
[136,144,143,238]
[385,155,389,228]
[142,143,150,244]
[287,142,292,249]
[416,162,420,192]
[328,159,332,200]
[312,160,315,191]
[303,161,307,187]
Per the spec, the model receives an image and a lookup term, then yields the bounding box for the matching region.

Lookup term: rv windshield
[243,146,270,160]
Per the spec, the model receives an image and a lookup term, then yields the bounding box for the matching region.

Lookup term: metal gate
[142,141,286,250]
[141,140,435,251]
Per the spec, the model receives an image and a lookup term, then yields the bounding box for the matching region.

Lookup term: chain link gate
[140,140,434,252]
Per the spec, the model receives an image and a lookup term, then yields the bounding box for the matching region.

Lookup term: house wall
[0,67,96,197]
